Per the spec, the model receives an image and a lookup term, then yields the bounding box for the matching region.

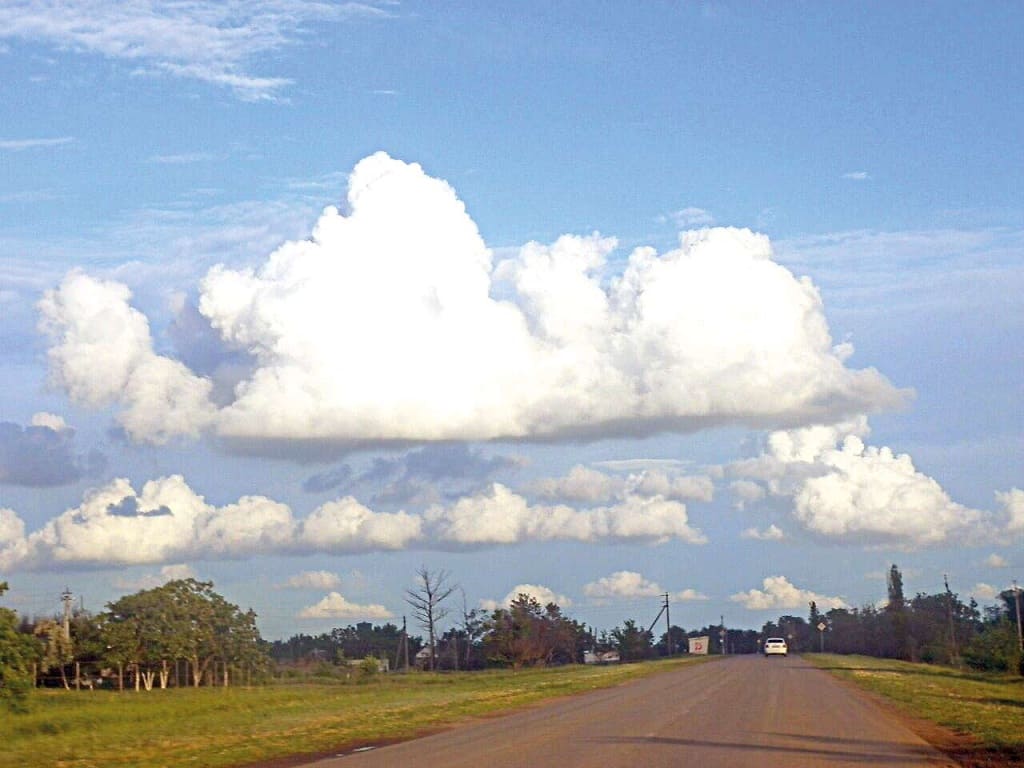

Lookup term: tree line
[0,578,267,709]
[3,564,1022,713]
[767,565,1024,673]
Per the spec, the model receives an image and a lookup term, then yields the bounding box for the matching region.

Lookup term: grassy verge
[809,654,1024,765]
[2,658,704,768]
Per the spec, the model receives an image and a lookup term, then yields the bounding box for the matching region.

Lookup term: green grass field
[2,659,701,768]
[810,654,1024,765]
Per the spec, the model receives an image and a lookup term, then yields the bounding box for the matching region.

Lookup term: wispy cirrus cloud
[147,152,216,165]
[660,206,714,228]
[776,227,1024,317]
[0,136,73,151]
[0,1,393,100]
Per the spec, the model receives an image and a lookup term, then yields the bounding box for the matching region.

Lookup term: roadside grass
[1,658,704,768]
[809,654,1024,765]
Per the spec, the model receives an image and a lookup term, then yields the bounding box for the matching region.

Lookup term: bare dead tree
[404,567,456,671]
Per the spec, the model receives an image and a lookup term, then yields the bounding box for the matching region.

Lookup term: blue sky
[1,1,1021,640]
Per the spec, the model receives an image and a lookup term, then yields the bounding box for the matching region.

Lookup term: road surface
[304,655,955,767]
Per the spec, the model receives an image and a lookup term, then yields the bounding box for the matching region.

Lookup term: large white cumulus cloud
[39,152,903,448]
[730,419,992,547]
[38,272,216,444]
[999,488,1024,531]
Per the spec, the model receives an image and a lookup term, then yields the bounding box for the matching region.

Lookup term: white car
[763,637,788,657]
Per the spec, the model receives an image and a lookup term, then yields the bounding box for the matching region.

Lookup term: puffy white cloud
[530,465,622,503]
[986,553,1009,568]
[301,497,423,551]
[426,483,705,546]
[480,583,572,612]
[0,509,28,571]
[41,153,904,451]
[730,575,848,611]
[625,470,714,503]
[970,583,999,602]
[730,419,990,548]
[0,508,25,543]
[791,437,984,546]
[198,495,295,555]
[10,475,294,567]
[0,475,430,570]
[280,570,343,590]
[39,272,216,444]
[730,480,766,509]
[999,488,1024,532]
[298,592,392,620]
[0,469,712,572]
[675,588,709,601]
[31,412,68,431]
[529,464,713,504]
[113,564,197,591]
[582,570,707,603]
[740,524,785,541]
[584,570,660,600]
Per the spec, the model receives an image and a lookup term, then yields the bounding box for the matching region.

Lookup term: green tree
[963,620,1019,672]
[482,594,581,669]
[887,564,910,660]
[611,619,653,661]
[484,594,548,669]
[33,619,73,689]
[0,582,36,710]
[776,615,810,653]
[101,579,266,689]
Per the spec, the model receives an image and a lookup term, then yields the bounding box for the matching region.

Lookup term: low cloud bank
[0,474,704,571]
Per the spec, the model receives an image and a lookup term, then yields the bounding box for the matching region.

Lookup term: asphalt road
[305,655,956,767]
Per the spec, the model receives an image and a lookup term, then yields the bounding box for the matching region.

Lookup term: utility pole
[1014,581,1023,654]
[403,618,411,671]
[944,574,959,664]
[663,594,672,656]
[61,587,74,641]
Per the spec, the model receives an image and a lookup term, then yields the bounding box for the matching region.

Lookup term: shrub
[962,622,1018,672]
